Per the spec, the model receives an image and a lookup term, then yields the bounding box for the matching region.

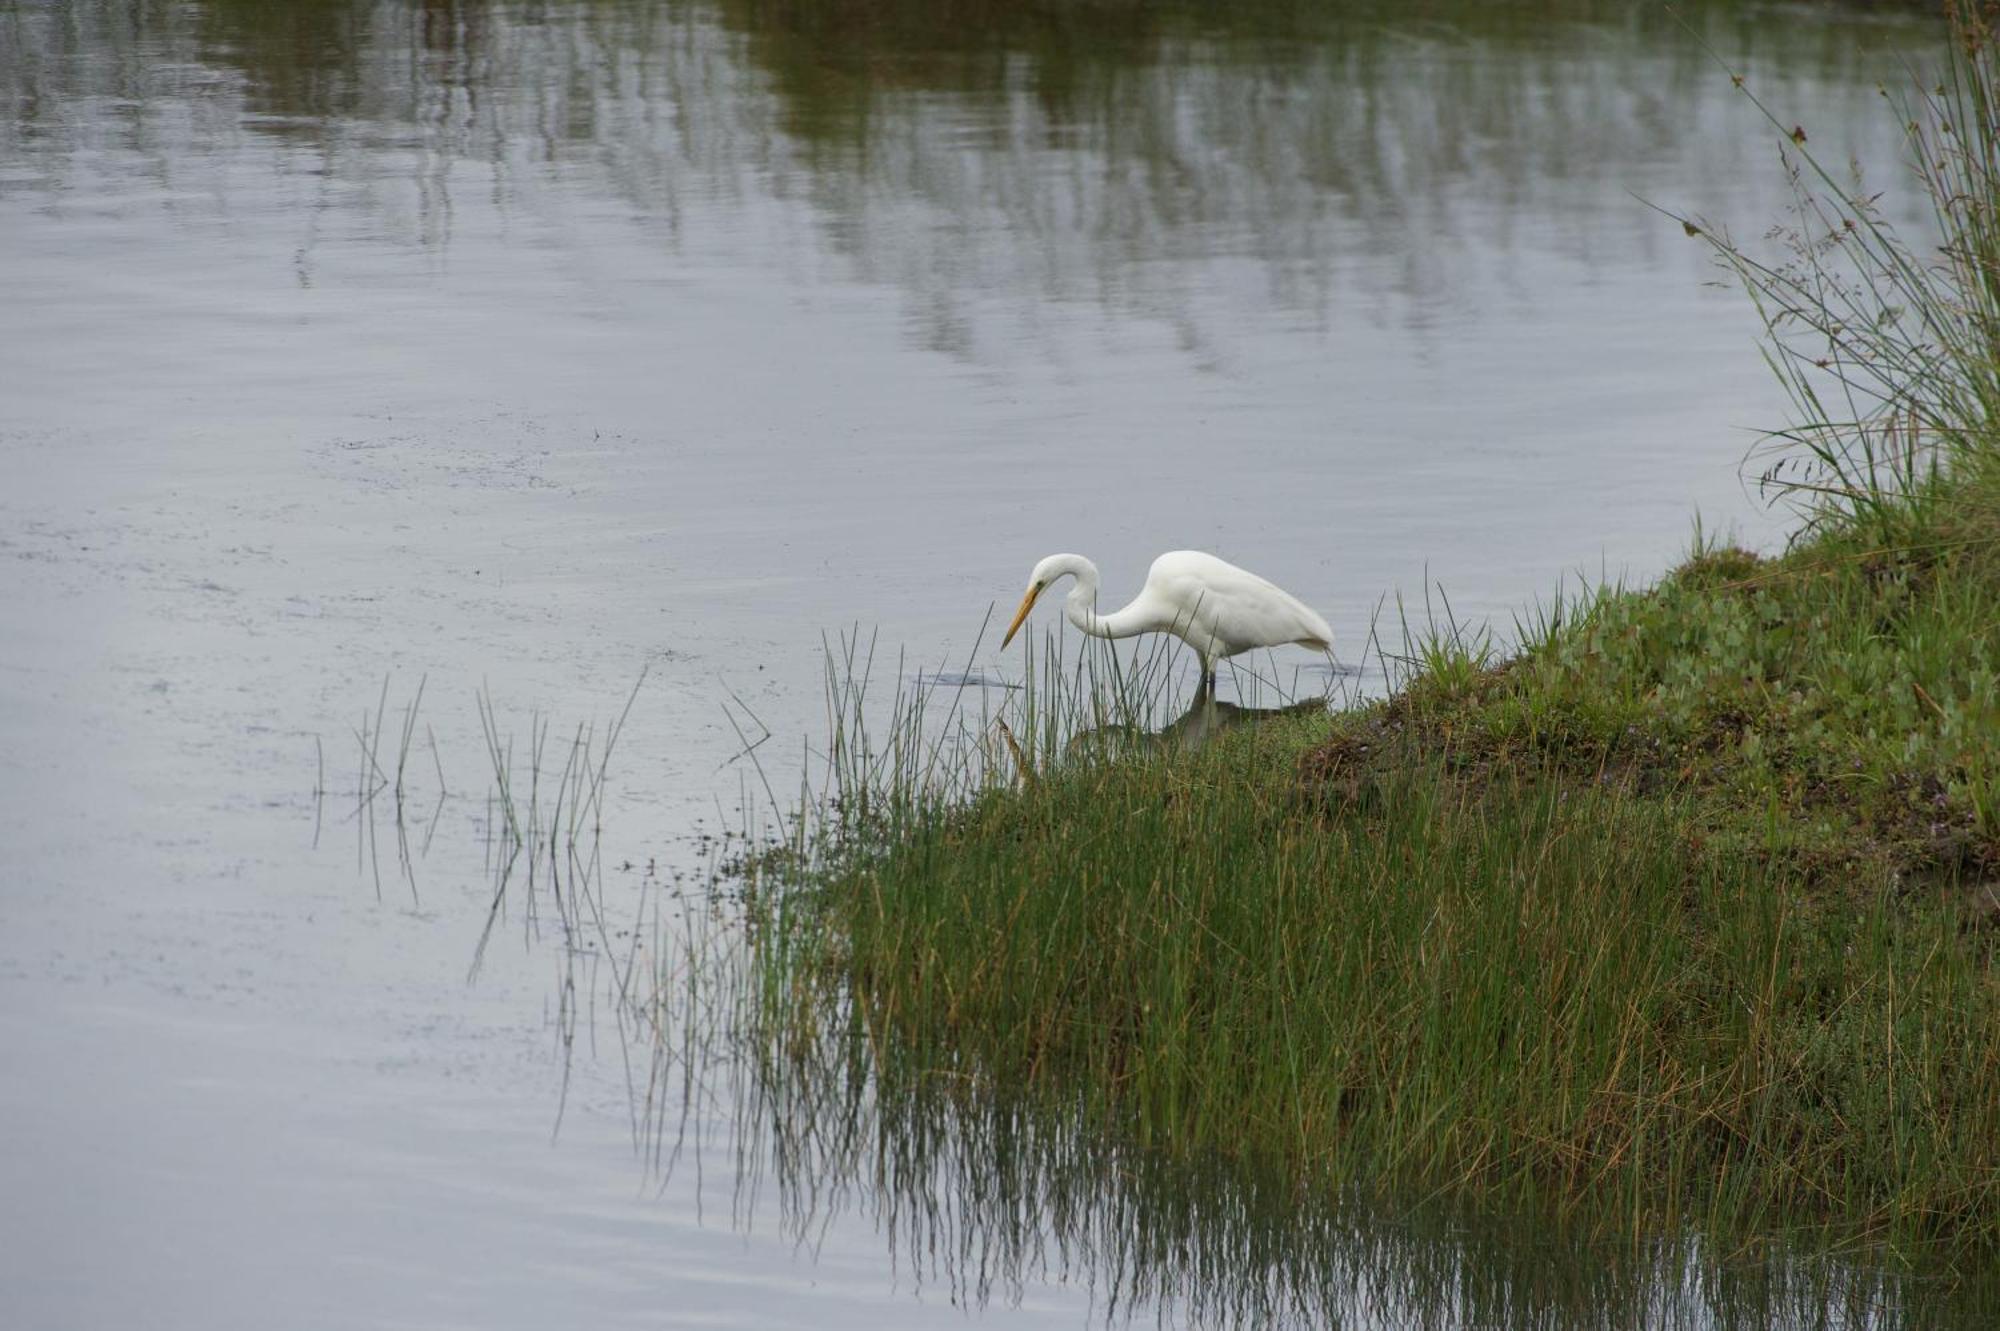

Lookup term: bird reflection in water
[992,678,1328,781]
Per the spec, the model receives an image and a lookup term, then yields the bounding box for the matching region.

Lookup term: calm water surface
[1,1,1987,1326]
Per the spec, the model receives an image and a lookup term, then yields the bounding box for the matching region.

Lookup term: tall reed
[1689,0,2000,544]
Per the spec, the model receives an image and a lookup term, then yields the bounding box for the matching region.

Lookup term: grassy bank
[754,699,2000,1252]
[741,4,2000,1262]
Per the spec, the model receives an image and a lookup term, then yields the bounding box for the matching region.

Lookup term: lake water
[1,1,1988,1326]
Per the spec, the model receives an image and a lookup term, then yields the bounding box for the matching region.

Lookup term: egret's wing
[1146,551,1334,652]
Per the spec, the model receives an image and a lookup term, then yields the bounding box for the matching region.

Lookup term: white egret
[1000,551,1334,686]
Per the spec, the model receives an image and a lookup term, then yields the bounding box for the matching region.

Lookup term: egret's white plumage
[1000,550,1333,682]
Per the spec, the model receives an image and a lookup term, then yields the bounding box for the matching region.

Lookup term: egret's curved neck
[1051,556,1152,641]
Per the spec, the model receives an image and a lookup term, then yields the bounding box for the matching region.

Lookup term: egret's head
[1001,554,1081,649]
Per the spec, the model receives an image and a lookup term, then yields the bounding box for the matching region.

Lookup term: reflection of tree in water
[0,0,1938,355]
[741,1028,1993,1328]
[701,0,1939,357]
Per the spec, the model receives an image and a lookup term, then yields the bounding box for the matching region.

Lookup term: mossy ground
[1307,457,2000,909]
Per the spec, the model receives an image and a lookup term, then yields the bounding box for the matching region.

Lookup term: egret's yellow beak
[1001,583,1043,649]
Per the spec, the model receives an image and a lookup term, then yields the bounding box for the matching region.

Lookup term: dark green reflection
[704,0,1932,138]
[742,1029,2000,1329]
